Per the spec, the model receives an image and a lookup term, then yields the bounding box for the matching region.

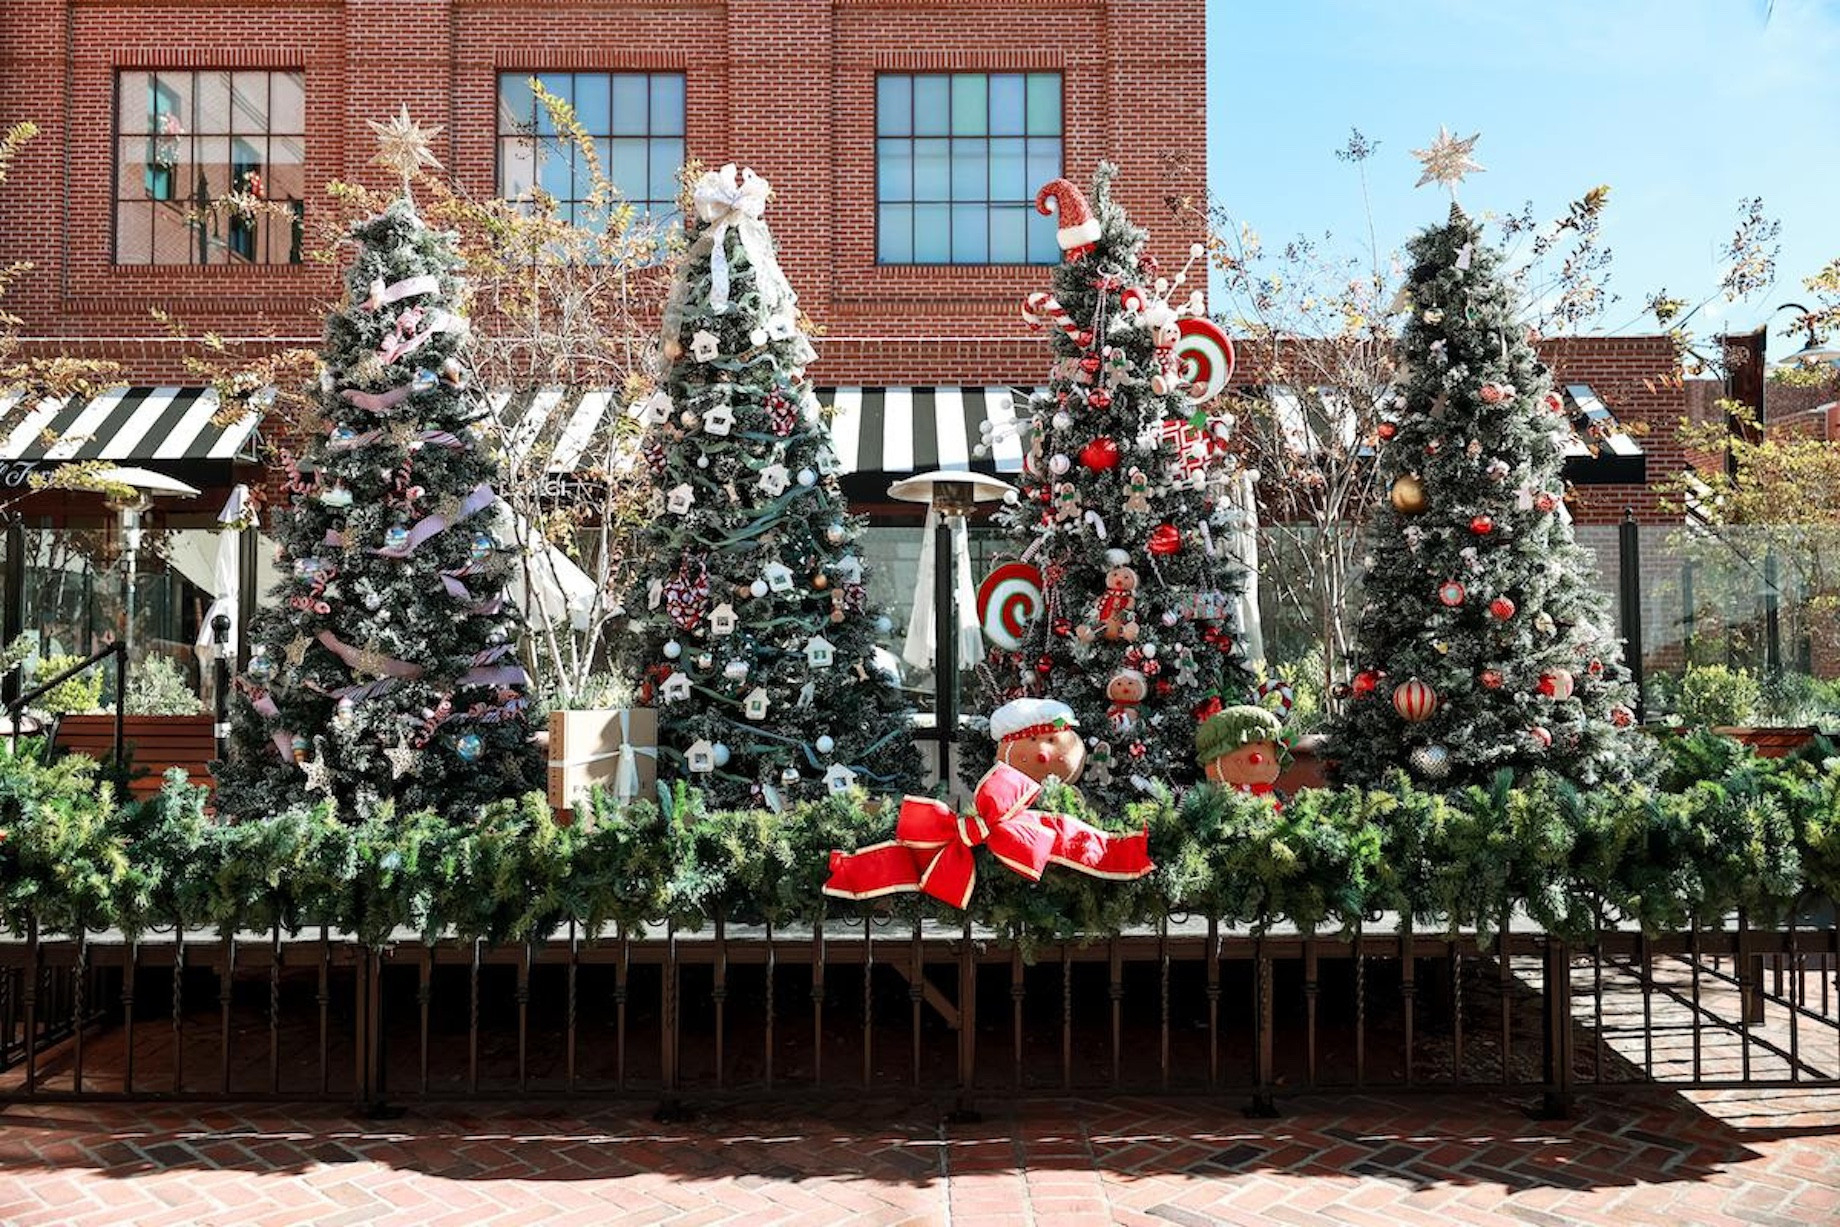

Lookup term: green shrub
[1676,664,1762,729]
[32,654,103,716]
[125,655,203,716]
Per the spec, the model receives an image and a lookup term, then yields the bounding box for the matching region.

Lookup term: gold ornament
[811,573,830,591]
[1389,474,1429,515]
[283,635,310,669]
[1411,127,1484,193]
[368,105,445,185]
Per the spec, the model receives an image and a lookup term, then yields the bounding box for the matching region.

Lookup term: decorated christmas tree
[977,165,1255,810]
[622,163,921,809]
[1326,133,1641,790]
[216,111,540,819]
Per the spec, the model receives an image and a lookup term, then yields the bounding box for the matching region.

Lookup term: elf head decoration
[991,696,1086,786]
[1196,704,1285,793]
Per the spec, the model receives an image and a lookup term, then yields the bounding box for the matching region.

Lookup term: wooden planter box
[52,713,216,799]
[1711,726,1822,758]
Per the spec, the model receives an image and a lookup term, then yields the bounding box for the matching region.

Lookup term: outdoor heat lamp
[887,469,1015,789]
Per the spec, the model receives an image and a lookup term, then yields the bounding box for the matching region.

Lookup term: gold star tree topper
[369,105,444,185]
[1411,127,1484,194]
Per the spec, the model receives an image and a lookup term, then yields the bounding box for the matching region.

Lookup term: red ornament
[1538,669,1575,700]
[1154,679,1174,697]
[1489,596,1516,621]
[1079,354,1103,375]
[1352,670,1379,697]
[1542,390,1566,415]
[1528,726,1553,749]
[1052,617,1073,637]
[1587,659,1604,676]
[1087,389,1113,409]
[1437,580,1466,608]
[1534,491,1558,513]
[1193,695,1224,722]
[1127,741,1148,758]
[1377,421,1398,441]
[1035,654,1054,675]
[1147,524,1183,555]
[1469,515,1494,535]
[1079,437,1121,471]
[1610,705,1635,728]
[1479,669,1504,689]
[1392,677,1438,723]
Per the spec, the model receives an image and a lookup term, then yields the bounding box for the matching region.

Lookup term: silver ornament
[1409,744,1451,779]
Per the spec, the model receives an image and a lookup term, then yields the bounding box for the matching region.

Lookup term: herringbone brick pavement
[0,1087,1835,1225]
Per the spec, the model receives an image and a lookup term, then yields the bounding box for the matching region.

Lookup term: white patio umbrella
[194,485,248,675]
[1224,465,1266,667]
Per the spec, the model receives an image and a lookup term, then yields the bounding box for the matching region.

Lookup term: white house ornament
[658,671,692,703]
[689,330,721,363]
[686,739,718,773]
[823,763,858,795]
[804,635,836,669]
[634,390,674,425]
[758,463,790,497]
[710,602,738,636]
[702,402,735,436]
[762,560,796,594]
[743,686,770,721]
[666,483,696,515]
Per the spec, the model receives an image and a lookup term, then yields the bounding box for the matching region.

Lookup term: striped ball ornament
[1392,677,1438,723]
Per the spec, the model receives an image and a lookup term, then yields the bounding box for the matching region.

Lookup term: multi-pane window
[876,72,1062,265]
[114,70,305,265]
[497,73,686,232]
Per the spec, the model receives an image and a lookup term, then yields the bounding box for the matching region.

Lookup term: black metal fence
[2,912,1836,1116]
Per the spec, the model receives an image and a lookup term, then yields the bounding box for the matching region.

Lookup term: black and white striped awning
[818,386,1043,477]
[0,386,259,466]
[1556,384,1644,485]
[481,388,622,473]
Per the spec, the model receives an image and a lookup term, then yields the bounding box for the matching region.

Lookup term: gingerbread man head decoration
[990,697,1086,787]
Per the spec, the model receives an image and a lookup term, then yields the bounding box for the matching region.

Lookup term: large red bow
[822,764,1155,910]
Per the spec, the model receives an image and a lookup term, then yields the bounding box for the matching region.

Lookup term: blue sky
[1208,0,1840,341]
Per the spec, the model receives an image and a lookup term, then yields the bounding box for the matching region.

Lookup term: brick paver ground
[0,1086,1835,1226]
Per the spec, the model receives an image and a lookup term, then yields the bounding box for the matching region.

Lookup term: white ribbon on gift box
[546,709,658,803]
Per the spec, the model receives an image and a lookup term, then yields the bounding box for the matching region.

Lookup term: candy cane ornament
[1166,317,1235,403]
[976,562,1045,651]
[1022,291,1093,348]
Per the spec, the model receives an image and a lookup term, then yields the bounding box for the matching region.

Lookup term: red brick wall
[1534,335,1686,525]
[0,0,1207,385]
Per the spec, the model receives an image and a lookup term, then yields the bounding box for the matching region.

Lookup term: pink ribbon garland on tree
[315,630,425,679]
[822,764,1155,910]
[373,482,496,558]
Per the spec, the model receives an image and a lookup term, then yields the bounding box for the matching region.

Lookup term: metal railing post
[1618,509,1646,722]
[211,614,232,761]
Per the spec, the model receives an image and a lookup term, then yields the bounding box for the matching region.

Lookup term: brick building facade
[1,0,1724,697]
[0,0,1205,387]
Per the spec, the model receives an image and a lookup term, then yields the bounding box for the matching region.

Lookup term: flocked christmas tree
[216,110,541,819]
[1326,131,1642,790]
[978,165,1255,811]
[622,163,922,808]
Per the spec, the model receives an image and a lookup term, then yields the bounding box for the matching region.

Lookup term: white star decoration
[383,740,421,779]
[301,754,333,793]
[1411,127,1484,193]
[369,105,445,184]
